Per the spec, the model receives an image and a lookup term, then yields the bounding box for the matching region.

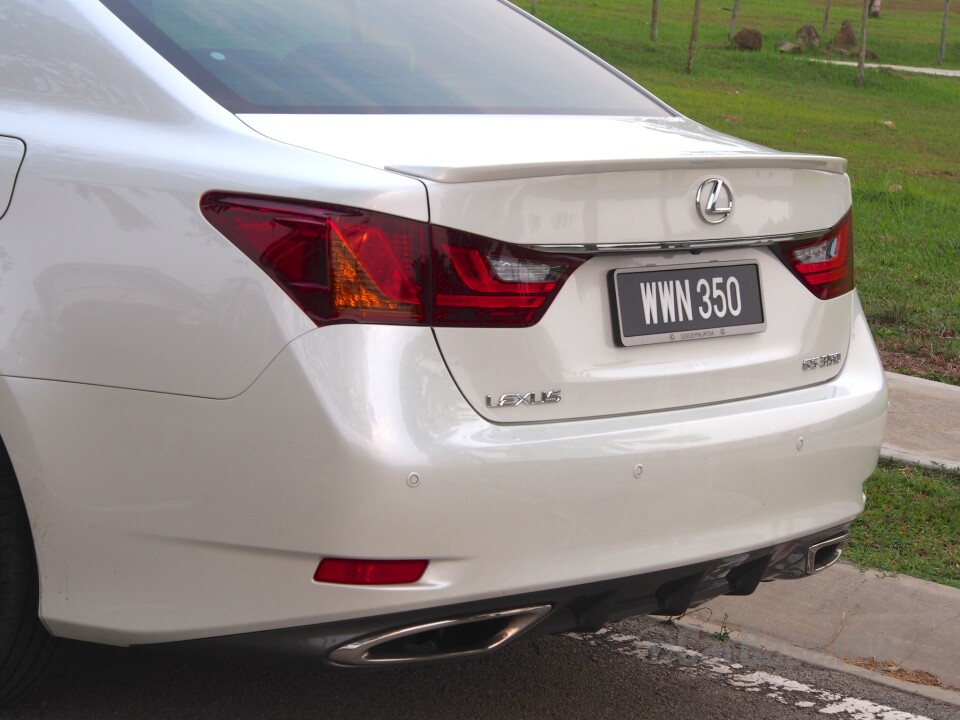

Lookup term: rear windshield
[101,0,670,116]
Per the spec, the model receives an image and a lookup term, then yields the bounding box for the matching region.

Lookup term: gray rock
[778,41,801,54]
[795,24,820,47]
[833,47,878,61]
[732,28,762,52]
[829,20,858,51]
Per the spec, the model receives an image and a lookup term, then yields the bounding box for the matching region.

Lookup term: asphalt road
[3,617,955,720]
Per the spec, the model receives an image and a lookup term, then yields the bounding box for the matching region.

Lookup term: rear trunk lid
[240,114,854,422]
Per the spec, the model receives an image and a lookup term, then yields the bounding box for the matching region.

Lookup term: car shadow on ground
[2,629,774,720]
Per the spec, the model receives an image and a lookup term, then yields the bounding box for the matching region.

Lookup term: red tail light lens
[314,558,429,585]
[432,227,584,326]
[200,194,428,325]
[200,193,585,328]
[774,211,854,300]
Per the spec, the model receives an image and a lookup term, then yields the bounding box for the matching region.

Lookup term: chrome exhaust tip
[328,605,552,666]
[805,533,850,575]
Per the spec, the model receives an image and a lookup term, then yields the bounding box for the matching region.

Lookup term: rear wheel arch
[0,433,57,704]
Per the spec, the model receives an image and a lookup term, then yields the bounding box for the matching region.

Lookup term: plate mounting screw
[633,463,644,479]
[797,437,804,451]
[406,472,421,488]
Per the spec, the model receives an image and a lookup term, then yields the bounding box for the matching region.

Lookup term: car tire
[0,445,56,705]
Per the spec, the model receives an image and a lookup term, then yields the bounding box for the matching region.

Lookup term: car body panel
[239,115,853,419]
[238,114,847,183]
[0,0,887,659]
[422,165,851,420]
[0,1,429,398]
[0,117,426,398]
[5,295,883,645]
[435,251,852,422]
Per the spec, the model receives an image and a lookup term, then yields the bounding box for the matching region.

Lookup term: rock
[829,20,858,51]
[832,47,878,60]
[732,28,762,52]
[778,41,801,54]
[795,24,820,47]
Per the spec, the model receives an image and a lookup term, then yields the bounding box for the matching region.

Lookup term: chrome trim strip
[529,229,827,254]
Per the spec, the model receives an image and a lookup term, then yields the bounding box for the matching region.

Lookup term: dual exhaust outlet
[805,532,849,576]
[328,605,552,666]
[328,532,850,666]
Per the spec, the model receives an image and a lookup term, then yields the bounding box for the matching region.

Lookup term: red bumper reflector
[314,558,429,585]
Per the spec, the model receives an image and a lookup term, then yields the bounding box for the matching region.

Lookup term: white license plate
[613,263,765,346]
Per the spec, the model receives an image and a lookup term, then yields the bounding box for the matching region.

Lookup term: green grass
[518,1,960,382]
[846,461,960,589]
[524,1,960,69]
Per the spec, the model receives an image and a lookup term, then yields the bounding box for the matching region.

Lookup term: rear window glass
[100,0,670,116]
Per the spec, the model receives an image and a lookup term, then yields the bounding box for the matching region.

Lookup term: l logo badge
[696,178,734,224]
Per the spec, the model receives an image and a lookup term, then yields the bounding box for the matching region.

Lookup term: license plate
[613,263,765,346]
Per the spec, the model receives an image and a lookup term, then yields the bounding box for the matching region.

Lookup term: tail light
[200,193,585,328]
[431,227,583,326]
[773,211,854,300]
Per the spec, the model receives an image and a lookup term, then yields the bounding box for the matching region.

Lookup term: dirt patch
[912,168,958,178]
[877,347,960,385]
[848,657,945,687]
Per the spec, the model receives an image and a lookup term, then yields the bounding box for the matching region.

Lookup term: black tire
[0,442,57,705]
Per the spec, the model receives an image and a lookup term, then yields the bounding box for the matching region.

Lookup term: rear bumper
[165,524,852,664]
[11,295,885,646]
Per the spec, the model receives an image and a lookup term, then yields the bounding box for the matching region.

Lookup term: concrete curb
[678,614,960,707]
[680,563,960,707]
[880,446,960,472]
[882,372,960,471]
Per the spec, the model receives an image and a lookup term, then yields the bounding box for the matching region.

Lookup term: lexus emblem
[696,178,734,224]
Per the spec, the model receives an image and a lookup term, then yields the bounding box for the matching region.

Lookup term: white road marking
[568,631,934,720]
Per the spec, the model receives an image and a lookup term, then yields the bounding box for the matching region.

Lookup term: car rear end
[0,0,886,666]
[181,135,885,662]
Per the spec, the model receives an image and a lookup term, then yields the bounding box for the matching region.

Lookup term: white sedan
[0,0,886,700]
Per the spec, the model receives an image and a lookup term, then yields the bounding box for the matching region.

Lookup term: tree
[857,0,870,86]
[651,0,660,42]
[822,0,832,37]
[729,0,741,39]
[531,0,536,16]
[686,0,703,74]
[939,0,952,66]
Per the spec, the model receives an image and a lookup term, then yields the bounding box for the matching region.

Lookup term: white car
[0,0,886,699]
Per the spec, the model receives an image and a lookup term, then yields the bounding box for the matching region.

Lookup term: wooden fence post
[729,0,741,39]
[686,0,703,74]
[939,0,952,66]
[857,0,869,86]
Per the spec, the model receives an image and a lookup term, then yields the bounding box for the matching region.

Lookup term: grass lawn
[847,461,960,589]
[518,1,960,383]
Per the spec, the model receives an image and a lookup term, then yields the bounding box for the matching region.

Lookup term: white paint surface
[570,631,934,720]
